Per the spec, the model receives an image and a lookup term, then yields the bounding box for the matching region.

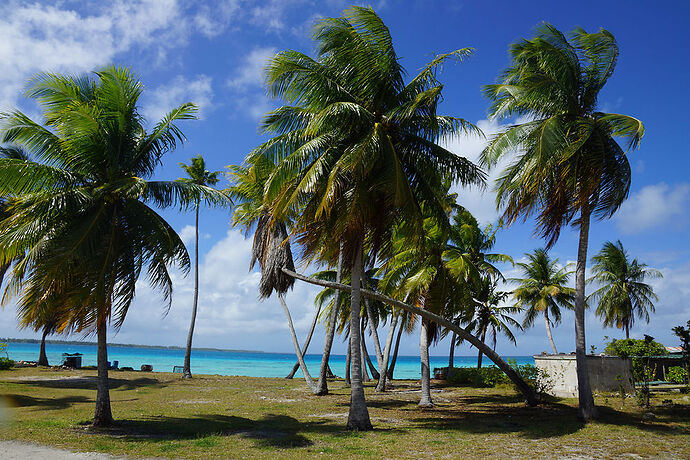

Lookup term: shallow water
[4,341,534,379]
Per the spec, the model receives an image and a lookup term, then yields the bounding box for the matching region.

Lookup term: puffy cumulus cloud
[0,0,188,110]
[616,183,690,234]
[142,74,214,122]
[226,47,278,120]
[178,225,211,245]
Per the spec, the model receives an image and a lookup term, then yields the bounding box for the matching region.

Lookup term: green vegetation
[604,337,667,359]
[1,368,688,459]
[667,366,688,384]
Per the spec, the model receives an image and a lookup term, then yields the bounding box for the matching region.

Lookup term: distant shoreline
[0,337,264,355]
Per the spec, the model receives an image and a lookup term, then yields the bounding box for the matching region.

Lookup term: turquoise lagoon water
[5,341,533,379]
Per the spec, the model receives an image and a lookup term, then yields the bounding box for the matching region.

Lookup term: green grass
[0,367,688,459]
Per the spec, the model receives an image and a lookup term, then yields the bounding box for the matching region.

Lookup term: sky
[0,0,688,359]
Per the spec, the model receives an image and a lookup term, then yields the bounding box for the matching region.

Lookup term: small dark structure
[62,353,82,369]
[140,364,153,372]
[172,365,184,373]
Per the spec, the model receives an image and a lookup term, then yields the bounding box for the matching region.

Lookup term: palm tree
[481,24,644,420]
[589,240,661,339]
[0,67,229,426]
[468,277,521,368]
[254,7,483,429]
[177,155,221,379]
[512,249,575,354]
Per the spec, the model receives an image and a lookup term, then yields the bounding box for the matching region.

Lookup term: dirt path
[0,440,136,459]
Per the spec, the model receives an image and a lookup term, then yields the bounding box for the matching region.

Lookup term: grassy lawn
[0,367,688,459]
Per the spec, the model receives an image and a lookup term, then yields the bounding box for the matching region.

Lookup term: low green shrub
[447,366,507,387]
[0,357,14,370]
[667,366,688,384]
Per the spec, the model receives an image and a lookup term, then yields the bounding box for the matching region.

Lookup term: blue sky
[0,0,688,358]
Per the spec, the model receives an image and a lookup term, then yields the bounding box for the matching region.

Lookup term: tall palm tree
[481,24,644,420]
[589,240,661,339]
[512,249,575,354]
[253,7,483,429]
[177,155,221,379]
[0,67,228,426]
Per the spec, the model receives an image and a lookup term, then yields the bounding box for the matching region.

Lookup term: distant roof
[665,346,685,353]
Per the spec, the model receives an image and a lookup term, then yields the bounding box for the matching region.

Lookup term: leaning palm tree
[481,24,645,420]
[467,277,522,368]
[589,240,661,339]
[253,7,483,429]
[0,67,229,426]
[177,155,222,379]
[512,249,575,354]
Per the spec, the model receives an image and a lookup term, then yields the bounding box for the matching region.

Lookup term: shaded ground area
[0,367,688,459]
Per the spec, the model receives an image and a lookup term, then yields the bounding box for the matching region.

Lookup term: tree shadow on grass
[5,393,91,410]
[12,376,165,391]
[83,413,401,449]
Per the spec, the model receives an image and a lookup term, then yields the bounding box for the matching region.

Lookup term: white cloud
[0,0,186,111]
[616,183,690,234]
[142,74,214,122]
[178,225,211,245]
[227,47,277,89]
[193,1,241,38]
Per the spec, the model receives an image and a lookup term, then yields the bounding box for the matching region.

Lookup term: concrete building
[533,354,633,398]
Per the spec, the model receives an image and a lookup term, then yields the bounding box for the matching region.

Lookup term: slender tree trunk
[544,309,558,354]
[93,319,113,427]
[362,283,384,374]
[37,327,49,366]
[283,268,539,406]
[388,319,404,380]
[286,303,321,379]
[278,294,317,393]
[182,205,200,379]
[625,323,630,340]
[315,244,344,395]
[346,244,372,431]
[575,204,597,420]
[345,339,351,387]
[448,331,456,377]
[477,329,486,369]
[360,318,379,379]
[419,319,433,407]
[360,336,371,382]
[375,314,398,392]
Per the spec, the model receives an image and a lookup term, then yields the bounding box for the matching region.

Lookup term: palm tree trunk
[448,331,456,377]
[360,317,379,379]
[575,204,597,420]
[544,309,558,354]
[93,319,113,427]
[282,268,539,406]
[286,303,321,379]
[362,283,384,375]
[419,319,433,407]
[360,337,371,382]
[625,323,630,340]
[345,339,351,387]
[278,293,318,393]
[388,319,404,380]
[315,244,344,395]
[477,329,486,369]
[182,205,200,379]
[375,314,398,392]
[346,244,372,431]
[37,327,49,367]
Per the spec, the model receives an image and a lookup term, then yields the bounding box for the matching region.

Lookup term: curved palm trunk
[37,327,50,366]
[345,340,351,387]
[346,245,372,431]
[375,314,398,392]
[388,320,404,380]
[448,332,456,377]
[93,319,113,427]
[283,268,539,406]
[278,294,317,393]
[362,284,384,376]
[360,338,371,382]
[419,319,433,407]
[544,309,558,354]
[477,329,487,369]
[315,244,344,395]
[575,205,597,420]
[286,303,321,379]
[182,205,200,379]
[360,319,379,380]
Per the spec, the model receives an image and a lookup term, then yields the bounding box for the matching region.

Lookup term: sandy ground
[0,440,135,459]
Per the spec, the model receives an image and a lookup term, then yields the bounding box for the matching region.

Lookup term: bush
[0,357,14,370]
[604,338,666,359]
[447,366,507,387]
[667,366,688,384]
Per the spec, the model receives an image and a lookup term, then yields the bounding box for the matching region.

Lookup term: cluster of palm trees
[0,7,660,429]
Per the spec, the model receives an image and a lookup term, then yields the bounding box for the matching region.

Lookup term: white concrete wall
[534,355,633,398]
